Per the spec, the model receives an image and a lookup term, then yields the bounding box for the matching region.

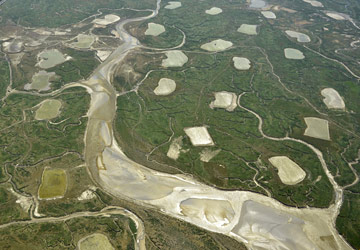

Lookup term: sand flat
[321,88,345,110]
[162,50,188,67]
[205,7,223,15]
[284,48,305,59]
[37,49,69,69]
[154,78,176,95]
[167,136,183,160]
[200,39,233,52]
[24,71,56,92]
[303,0,323,7]
[326,12,345,20]
[200,148,221,162]
[261,11,276,19]
[145,23,165,36]
[209,91,237,111]
[78,233,114,250]
[238,24,258,35]
[165,1,182,9]
[285,30,311,42]
[92,14,120,26]
[269,156,306,185]
[71,34,95,49]
[233,57,251,70]
[184,126,214,146]
[35,99,62,120]
[304,117,330,140]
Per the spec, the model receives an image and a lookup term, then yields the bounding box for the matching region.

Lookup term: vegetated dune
[35,99,62,120]
[184,126,214,146]
[209,91,237,111]
[233,57,251,70]
[304,117,330,141]
[237,24,258,35]
[284,48,305,59]
[164,1,182,9]
[321,88,345,110]
[200,39,233,52]
[205,7,223,15]
[145,22,165,36]
[261,11,276,19]
[285,30,311,42]
[153,78,176,95]
[162,50,188,67]
[269,156,306,185]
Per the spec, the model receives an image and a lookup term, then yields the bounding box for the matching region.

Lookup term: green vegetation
[0,56,10,101]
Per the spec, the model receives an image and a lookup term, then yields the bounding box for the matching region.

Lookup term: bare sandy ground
[284,48,305,59]
[303,0,323,7]
[164,1,182,9]
[233,57,251,70]
[200,39,233,52]
[321,88,345,110]
[205,7,223,15]
[209,91,237,111]
[92,14,120,26]
[326,12,345,20]
[304,117,330,141]
[154,78,176,95]
[162,50,188,67]
[35,99,62,120]
[269,156,306,185]
[24,71,56,92]
[184,127,214,146]
[285,30,311,42]
[145,23,165,36]
[261,11,276,19]
[237,24,258,35]
[200,148,221,162]
[167,136,183,160]
[96,50,112,61]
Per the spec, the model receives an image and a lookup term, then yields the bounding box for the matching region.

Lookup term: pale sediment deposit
[162,50,188,67]
[205,7,223,15]
[37,49,69,69]
[78,233,115,250]
[92,14,120,26]
[2,39,23,53]
[261,11,276,19]
[180,198,235,226]
[77,188,96,201]
[237,24,258,35]
[200,148,221,162]
[284,48,305,60]
[71,34,95,49]
[321,88,345,110]
[145,22,165,36]
[326,12,345,20]
[164,1,182,9]
[96,50,112,61]
[200,39,233,52]
[24,71,56,92]
[304,117,330,140]
[35,99,62,120]
[285,30,311,42]
[269,156,306,185]
[233,57,251,70]
[154,78,176,95]
[209,91,237,111]
[167,136,183,160]
[184,126,214,146]
[249,0,266,9]
[303,0,323,7]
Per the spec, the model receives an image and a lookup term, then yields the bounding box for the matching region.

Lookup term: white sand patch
[165,1,182,9]
[145,23,165,36]
[321,88,345,110]
[92,14,120,26]
[326,12,345,20]
[200,148,221,162]
[284,48,305,60]
[24,71,56,92]
[162,50,188,67]
[261,11,276,19]
[249,0,267,9]
[237,24,258,35]
[71,34,95,49]
[303,0,323,7]
[100,121,112,146]
[285,30,311,42]
[281,7,297,13]
[9,188,33,212]
[269,156,306,185]
[37,49,70,69]
[205,7,223,15]
[167,136,183,160]
[154,78,176,95]
[180,198,235,226]
[233,57,251,70]
[200,39,233,52]
[209,91,237,112]
[304,117,330,141]
[96,50,112,61]
[184,126,214,146]
[77,187,97,201]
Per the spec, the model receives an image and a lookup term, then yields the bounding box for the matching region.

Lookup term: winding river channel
[79,0,353,249]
